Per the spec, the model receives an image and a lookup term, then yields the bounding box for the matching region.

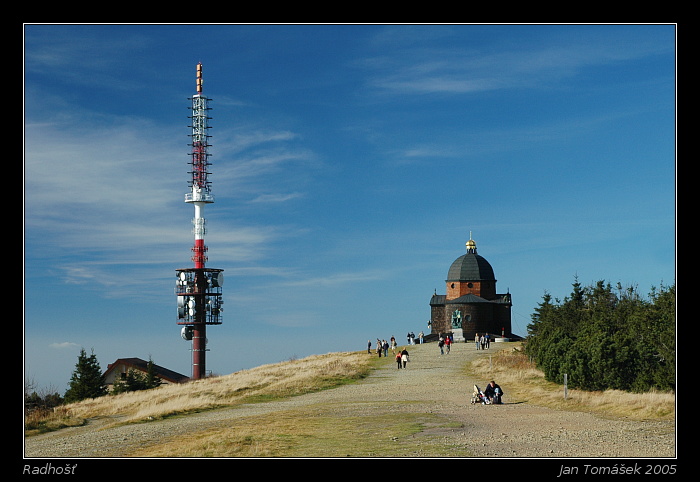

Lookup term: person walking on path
[401,347,409,368]
[475,333,480,350]
[438,336,445,355]
[395,351,402,369]
[445,335,452,354]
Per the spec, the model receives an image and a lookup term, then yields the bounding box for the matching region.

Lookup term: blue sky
[24,24,676,391]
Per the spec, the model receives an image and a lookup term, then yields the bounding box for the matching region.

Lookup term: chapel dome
[446,237,495,281]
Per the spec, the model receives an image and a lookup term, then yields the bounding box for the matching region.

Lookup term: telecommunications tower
[175,63,224,380]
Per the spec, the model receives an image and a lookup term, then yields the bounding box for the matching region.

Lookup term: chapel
[429,235,513,340]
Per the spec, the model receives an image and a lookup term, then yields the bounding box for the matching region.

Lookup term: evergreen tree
[525,278,675,393]
[112,369,147,393]
[145,358,163,389]
[111,358,162,394]
[64,348,108,403]
[643,283,675,391]
[525,291,555,359]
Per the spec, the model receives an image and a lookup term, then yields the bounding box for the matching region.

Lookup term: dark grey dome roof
[446,253,495,281]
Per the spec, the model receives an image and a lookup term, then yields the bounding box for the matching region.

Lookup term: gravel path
[24,342,675,459]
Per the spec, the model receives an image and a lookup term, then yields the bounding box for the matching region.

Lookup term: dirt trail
[24,341,675,459]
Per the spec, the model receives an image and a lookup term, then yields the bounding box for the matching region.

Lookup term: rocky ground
[24,341,675,461]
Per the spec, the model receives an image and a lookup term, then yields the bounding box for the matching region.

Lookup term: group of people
[367,332,425,358]
[437,334,453,354]
[474,332,492,350]
[368,336,401,358]
[406,331,424,345]
[365,336,504,401]
[395,347,410,369]
[366,337,410,368]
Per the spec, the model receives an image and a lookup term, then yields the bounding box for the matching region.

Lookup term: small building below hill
[429,235,513,340]
[103,358,189,390]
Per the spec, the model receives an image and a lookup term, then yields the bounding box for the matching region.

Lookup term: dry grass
[24,406,84,434]
[130,410,455,458]
[468,345,675,421]
[27,351,373,434]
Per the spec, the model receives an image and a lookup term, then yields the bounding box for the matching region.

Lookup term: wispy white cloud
[24,26,166,93]
[361,28,673,97]
[277,269,386,288]
[24,105,318,300]
[49,341,80,350]
[247,192,304,204]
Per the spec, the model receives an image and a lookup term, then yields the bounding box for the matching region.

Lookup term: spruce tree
[525,278,675,392]
[145,357,162,389]
[111,358,163,394]
[64,348,108,403]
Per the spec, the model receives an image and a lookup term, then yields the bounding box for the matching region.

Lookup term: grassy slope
[26,345,674,457]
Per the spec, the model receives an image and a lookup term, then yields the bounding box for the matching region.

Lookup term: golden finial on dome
[466,231,477,253]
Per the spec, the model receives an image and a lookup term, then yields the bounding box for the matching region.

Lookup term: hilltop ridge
[24,341,675,458]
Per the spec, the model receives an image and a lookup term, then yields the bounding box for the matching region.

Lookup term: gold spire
[466,231,477,253]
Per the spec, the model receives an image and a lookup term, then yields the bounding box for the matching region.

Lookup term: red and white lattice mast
[176,63,224,380]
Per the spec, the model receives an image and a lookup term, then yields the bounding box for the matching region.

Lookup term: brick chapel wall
[446,280,497,300]
[430,304,448,334]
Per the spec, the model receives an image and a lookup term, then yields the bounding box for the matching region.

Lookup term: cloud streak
[361,27,673,97]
